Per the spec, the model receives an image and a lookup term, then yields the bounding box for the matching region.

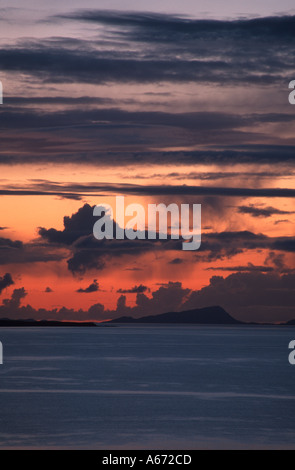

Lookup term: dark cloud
[58,10,295,44]
[0,107,255,130]
[237,204,294,218]
[198,230,295,261]
[0,285,108,322]
[123,267,143,271]
[0,12,294,174]
[39,204,95,245]
[0,273,14,294]
[66,236,179,275]
[0,189,84,200]
[43,12,295,86]
[117,273,295,323]
[271,237,295,253]
[0,237,22,249]
[0,104,295,168]
[0,13,295,87]
[77,279,100,293]
[1,272,294,323]
[0,122,294,166]
[0,236,67,265]
[144,170,294,182]
[2,287,27,310]
[2,204,293,275]
[0,44,278,86]
[4,106,295,132]
[206,264,274,273]
[113,282,191,319]
[5,96,113,107]
[68,229,295,274]
[117,284,148,294]
[264,251,286,273]
[0,45,209,85]
[37,204,295,274]
[67,245,106,274]
[95,185,295,198]
[39,203,182,274]
[2,180,295,199]
[182,272,295,323]
[168,258,185,265]
[274,219,290,225]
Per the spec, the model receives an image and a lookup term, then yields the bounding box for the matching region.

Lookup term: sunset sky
[0,1,294,323]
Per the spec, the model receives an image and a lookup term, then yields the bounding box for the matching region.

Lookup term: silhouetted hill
[111,306,243,325]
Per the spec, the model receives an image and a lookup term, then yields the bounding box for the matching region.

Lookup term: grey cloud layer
[0,11,294,170]
[1,102,295,167]
[1,12,295,85]
[0,236,67,265]
[36,204,295,274]
[1,181,294,198]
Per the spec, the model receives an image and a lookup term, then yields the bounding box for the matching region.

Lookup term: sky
[0,1,294,323]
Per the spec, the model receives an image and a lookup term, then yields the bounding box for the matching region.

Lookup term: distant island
[111,306,243,325]
[0,306,294,326]
[110,306,294,326]
[0,319,97,327]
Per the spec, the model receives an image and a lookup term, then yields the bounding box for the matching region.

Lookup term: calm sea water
[0,324,294,449]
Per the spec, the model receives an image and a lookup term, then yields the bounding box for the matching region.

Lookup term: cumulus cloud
[117,284,149,294]
[44,287,53,293]
[182,272,295,323]
[76,279,100,293]
[2,287,27,310]
[38,203,183,274]
[39,204,95,245]
[1,273,294,323]
[37,203,295,274]
[113,282,191,319]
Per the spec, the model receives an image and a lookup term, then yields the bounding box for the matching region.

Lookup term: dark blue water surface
[0,325,294,449]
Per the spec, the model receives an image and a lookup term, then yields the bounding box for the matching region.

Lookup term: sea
[0,324,294,449]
